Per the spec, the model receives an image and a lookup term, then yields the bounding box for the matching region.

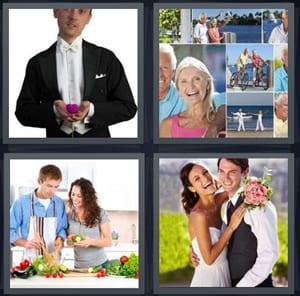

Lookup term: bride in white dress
[180,162,245,287]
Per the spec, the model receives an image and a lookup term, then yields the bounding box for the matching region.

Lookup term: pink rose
[252,197,260,206]
[261,197,268,205]
[259,185,267,195]
[250,177,258,185]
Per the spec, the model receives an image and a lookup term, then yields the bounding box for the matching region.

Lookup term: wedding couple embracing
[180,158,279,287]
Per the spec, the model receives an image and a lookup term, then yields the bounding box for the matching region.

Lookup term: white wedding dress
[190,227,231,287]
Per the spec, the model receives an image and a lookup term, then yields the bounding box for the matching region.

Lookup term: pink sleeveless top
[208,27,220,44]
[171,115,207,138]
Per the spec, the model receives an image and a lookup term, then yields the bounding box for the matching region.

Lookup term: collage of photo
[158,8,289,139]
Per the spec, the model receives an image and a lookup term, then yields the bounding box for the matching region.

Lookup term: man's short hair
[282,10,288,19]
[39,165,62,181]
[159,43,177,71]
[217,158,249,173]
[199,13,207,20]
[275,92,288,108]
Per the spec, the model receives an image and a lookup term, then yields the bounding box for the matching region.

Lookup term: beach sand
[226,130,273,138]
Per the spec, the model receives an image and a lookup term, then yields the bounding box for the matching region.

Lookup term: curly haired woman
[67,178,112,268]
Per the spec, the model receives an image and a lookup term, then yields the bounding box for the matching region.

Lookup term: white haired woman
[160,56,225,138]
[208,17,229,44]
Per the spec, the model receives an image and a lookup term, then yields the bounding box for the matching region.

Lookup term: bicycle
[229,65,250,91]
[253,61,269,90]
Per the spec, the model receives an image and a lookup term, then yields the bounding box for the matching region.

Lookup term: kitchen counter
[10,275,139,289]
[11,244,139,269]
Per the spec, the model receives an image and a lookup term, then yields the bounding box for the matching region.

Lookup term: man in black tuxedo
[15,9,137,137]
[192,158,279,287]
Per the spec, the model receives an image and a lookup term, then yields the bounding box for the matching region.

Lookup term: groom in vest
[192,158,279,287]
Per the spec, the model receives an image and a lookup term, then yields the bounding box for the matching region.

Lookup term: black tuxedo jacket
[15,40,137,137]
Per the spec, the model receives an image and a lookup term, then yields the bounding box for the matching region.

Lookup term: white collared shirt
[268,23,288,43]
[193,22,209,44]
[54,36,94,135]
[221,186,279,287]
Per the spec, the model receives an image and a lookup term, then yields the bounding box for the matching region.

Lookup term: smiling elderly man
[15,9,137,137]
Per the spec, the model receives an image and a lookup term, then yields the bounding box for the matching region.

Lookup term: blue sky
[227,92,274,105]
[226,44,274,65]
[192,8,285,20]
[192,9,262,20]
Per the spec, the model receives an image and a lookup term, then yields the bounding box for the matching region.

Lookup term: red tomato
[100,268,106,277]
[52,273,58,278]
[120,256,129,264]
[19,259,30,270]
[97,269,106,278]
[59,272,64,278]
[45,273,51,278]
[134,271,139,279]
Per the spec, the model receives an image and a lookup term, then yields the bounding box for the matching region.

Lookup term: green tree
[159,213,190,274]
[159,9,181,42]
[273,217,288,279]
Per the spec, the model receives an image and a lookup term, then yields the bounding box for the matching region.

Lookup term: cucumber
[88,265,102,273]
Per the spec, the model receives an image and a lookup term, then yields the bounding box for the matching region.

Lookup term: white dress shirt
[193,22,209,44]
[268,23,288,44]
[221,186,279,287]
[54,36,94,134]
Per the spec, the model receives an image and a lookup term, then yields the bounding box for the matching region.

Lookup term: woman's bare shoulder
[189,207,207,221]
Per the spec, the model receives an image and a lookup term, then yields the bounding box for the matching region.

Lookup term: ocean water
[220,25,262,43]
[227,105,273,131]
[263,20,281,43]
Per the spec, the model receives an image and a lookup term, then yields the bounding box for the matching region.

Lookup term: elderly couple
[180,158,279,287]
[10,164,112,269]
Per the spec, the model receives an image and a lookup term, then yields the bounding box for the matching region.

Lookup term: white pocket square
[95,73,106,79]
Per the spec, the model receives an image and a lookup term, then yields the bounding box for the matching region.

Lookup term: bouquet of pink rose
[241,167,273,210]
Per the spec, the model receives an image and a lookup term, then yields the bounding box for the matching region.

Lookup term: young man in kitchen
[10,165,67,259]
[15,8,137,137]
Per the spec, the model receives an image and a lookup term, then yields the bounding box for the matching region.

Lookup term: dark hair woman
[66,178,112,269]
[179,162,245,287]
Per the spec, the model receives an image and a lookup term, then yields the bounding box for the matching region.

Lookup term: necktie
[227,200,235,222]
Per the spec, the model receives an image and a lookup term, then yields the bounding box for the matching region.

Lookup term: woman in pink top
[160,57,225,138]
[208,18,229,44]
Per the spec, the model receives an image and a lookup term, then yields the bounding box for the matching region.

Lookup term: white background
[10,158,139,211]
[8,9,138,138]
